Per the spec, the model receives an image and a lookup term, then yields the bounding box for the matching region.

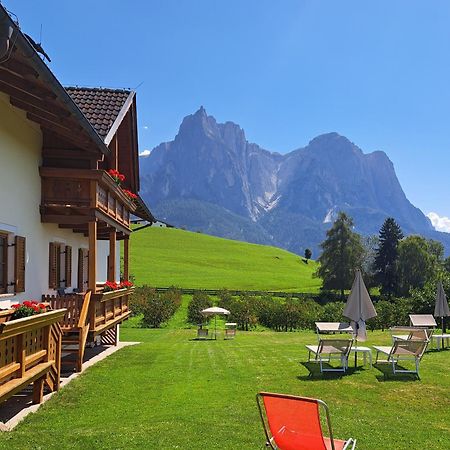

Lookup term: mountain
[139,107,450,256]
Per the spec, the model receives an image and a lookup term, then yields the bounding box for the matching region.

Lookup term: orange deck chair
[256,392,356,450]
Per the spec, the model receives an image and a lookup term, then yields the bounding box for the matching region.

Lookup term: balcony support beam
[108,230,117,282]
[88,221,97,292]
[123,237,129,281]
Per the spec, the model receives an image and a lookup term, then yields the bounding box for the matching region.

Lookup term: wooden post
[32,377,45,404]
[123,236,129,281]
[108,230,116,281]
[88,221,97,292]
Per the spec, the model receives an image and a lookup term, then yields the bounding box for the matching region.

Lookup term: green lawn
[1,327,449,449]
[128,227,321,292]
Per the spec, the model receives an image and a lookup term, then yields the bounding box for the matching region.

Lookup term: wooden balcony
[0,309,66,405]
[43,288,132,371]
[90,288,132,337]
[39,167,136,238]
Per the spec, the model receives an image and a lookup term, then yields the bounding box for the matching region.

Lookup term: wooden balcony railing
[44,288,132,338]
[90,289,132,337]
[0,309,66,405]
[43,290,130,371]
[39,167,136,232]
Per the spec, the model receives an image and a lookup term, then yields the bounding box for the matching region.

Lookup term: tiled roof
[65,87,132,139]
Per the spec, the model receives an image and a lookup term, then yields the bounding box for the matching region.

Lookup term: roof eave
[1,6,110,156]
[104,90,136,146]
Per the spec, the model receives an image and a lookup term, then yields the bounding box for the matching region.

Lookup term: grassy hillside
[129,227,321,292]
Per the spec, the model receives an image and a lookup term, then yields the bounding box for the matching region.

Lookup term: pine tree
[374,217,403,298]
[316,212,364,299]
[304,248,312,263]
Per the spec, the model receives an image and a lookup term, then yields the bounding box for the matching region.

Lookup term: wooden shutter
[78,248,88,292]
[65,245,72,287]
[14,236,26,293]
[49,242,58,289]
[77,248,84,291]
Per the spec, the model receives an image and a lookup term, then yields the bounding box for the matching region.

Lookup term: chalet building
[0,6,153,306]
[0,4,154,395]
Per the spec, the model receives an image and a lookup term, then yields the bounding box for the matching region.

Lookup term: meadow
[1,230,448,449]
[1,324,448,449]
[1,297,449,450]
[128,227,321,292]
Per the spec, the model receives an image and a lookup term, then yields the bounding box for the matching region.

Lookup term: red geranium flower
[122,189,138,200]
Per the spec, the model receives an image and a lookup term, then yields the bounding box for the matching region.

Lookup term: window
[0,233,7,294]
[49,242,72,290]
[0,231,26,294]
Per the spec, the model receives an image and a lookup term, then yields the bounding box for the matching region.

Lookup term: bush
[141,288,182,328]
[129,285,156,316]
[257,296,321,331]
[320,302,345,323]
[187,291,213,325]
[367,300,396,331]
[217,289,233,312]
[228,293,259,331]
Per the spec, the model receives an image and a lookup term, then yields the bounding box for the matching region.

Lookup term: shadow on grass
[189,338,217,341]
[373,363,420,382]
[298,361,359,380]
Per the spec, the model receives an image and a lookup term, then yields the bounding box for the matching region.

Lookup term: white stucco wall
[0,94,119,308]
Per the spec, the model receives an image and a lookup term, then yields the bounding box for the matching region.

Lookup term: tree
[373,218,403,299]
[316,212,365,299]
[444,256,450,274]
[361,235,378,288]
[187,291,213,324]
[396,235,435,296]
[304,248,312,263]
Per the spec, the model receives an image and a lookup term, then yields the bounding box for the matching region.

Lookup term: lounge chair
[224,328,236,339]
[315,322,353,337]
[196,327,209,339]
[306,338,353,373]
[257,392,357,450]
[373,339,428,378]
[390,326,433,342]
[224,322,236,340]
[409,314,437,328]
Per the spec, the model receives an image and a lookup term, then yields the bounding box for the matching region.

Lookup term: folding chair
[256,392,356,450]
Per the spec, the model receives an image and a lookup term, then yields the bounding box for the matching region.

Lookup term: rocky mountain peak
[177,106,219,141]
[139,108,449,256]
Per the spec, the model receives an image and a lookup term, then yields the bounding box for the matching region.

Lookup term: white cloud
[426,212,450,233]
[139,149,151,157]
[143,125,149,130]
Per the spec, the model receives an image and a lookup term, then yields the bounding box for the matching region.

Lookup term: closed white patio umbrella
[201,307,230,339]
[434,281,449,332]
[344,269,377,344]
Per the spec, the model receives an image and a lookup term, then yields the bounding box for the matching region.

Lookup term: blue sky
[4,1,450,225]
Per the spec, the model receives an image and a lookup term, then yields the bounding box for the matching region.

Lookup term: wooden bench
[0,361,53,404]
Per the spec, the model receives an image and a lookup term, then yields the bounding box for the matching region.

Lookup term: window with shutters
[0,233,7,294]
[0,231,26,294]
[49,242,72,289]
